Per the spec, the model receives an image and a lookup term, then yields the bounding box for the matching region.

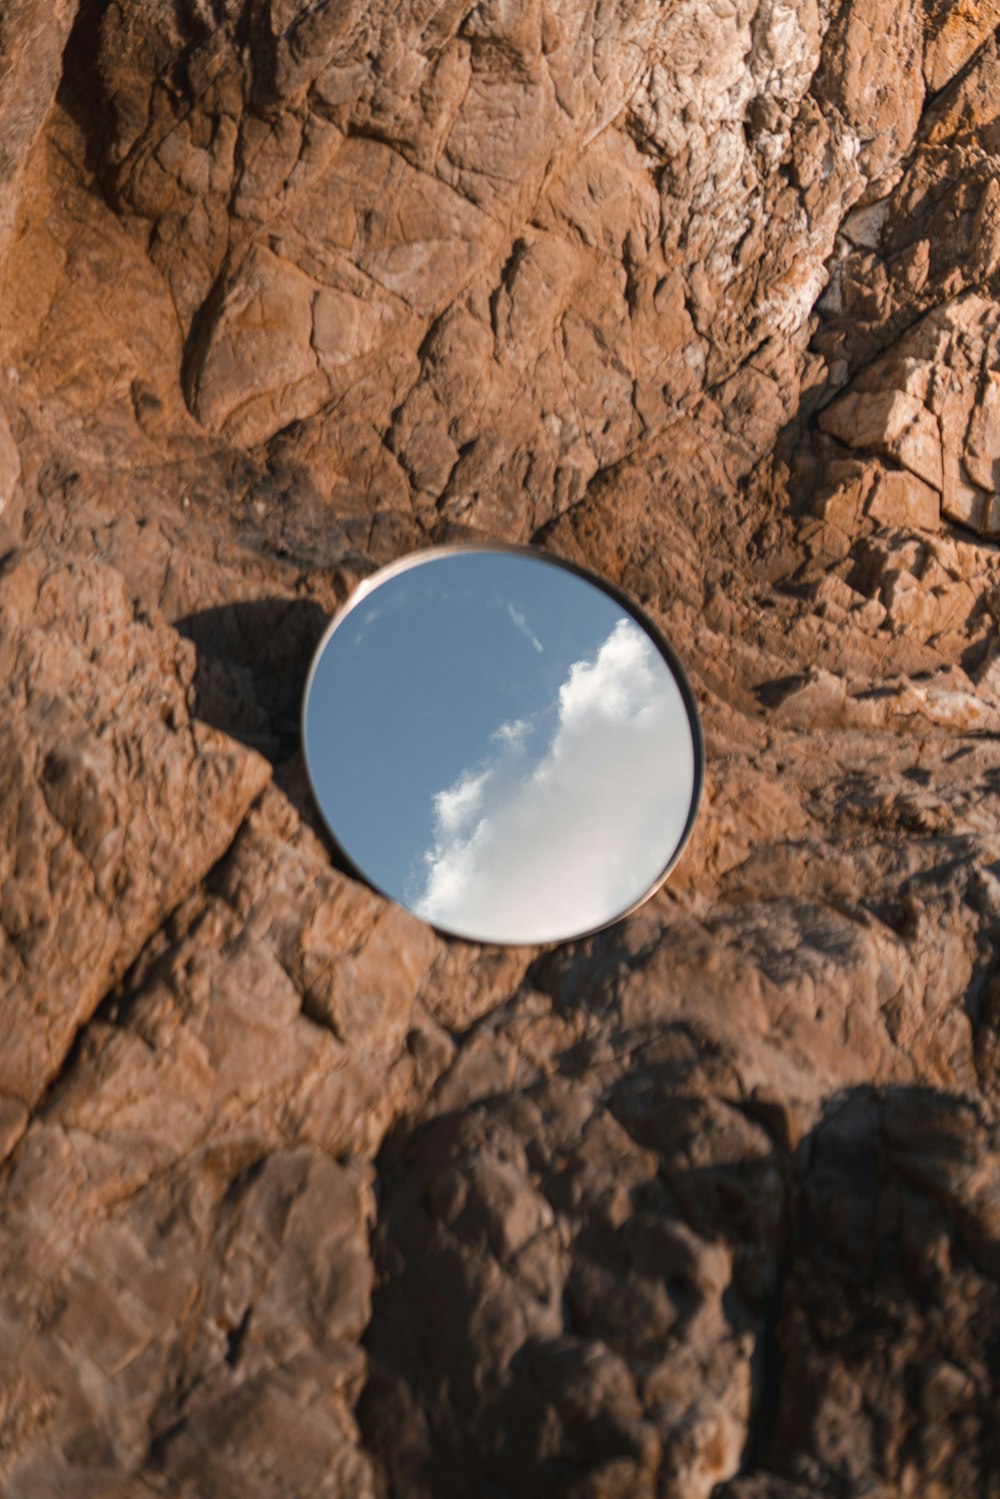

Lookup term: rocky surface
[3,2,1000,1495]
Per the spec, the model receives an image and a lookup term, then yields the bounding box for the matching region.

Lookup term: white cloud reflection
[507,602,544,653]
[410,617,695,942]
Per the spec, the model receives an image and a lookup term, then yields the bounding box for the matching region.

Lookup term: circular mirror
[302,546,703,944]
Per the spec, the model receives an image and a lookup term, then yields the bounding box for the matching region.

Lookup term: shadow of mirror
[177,596,328,764]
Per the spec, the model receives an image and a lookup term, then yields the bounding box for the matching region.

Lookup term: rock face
[3,2,1000,1496]
[0,549,271,1127]
[0,0,78,260]
[820,293,1000,534]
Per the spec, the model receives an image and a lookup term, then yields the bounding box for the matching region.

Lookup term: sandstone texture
[3,2,1000,1496]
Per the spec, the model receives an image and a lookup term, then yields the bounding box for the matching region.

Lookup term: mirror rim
[301,541,705,945]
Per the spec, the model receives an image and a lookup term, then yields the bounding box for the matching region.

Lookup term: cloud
[492,718,530,747]
[507,602,544,653]
[410,617,696,942]
[433,767,491,839]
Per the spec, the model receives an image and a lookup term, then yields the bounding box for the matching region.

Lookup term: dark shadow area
[176,596,328,764]
[358,1079,1000,1499]
[57,0,125,188]
[176,595,383,883]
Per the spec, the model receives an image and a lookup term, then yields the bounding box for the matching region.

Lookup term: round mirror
[302,546,703,945]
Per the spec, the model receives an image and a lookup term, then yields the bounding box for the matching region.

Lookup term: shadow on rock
[176,596,328,764]
[722,1083,1000,1499]
[359,1079,1000,1499]
[177,595,386,883]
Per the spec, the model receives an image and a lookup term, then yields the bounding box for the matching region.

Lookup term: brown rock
[820,388,944,489]
[923,0,1000,92]
[819,295,1000,534]
[185,243,408,447]
[864,465,941,532]
[814,0,923,202]
[0,401,20,525]
[0,0,79,258]
[727,1089,1000,1498]
[3,0,1000,1495]
[0,550,271,1118]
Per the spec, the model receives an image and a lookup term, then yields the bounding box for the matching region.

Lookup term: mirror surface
[302,547,702,944]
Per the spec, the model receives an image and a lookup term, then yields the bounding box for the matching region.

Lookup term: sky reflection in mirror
[304,550,697,944]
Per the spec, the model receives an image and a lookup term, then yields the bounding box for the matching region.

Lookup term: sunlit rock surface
[3,1,1000,1494]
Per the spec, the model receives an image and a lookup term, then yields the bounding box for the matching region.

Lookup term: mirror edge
[300,540,706,946]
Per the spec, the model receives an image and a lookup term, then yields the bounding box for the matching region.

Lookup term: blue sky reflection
[304,551,695,942]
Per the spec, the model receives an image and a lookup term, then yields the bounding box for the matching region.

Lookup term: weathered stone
[813,0,923,203]
[820,389,944,489]
[3,1,1000,1494]
[0,550,271,1116]
[865,465,941,532]
[185,243,408,447]
[0,0,79,259]
[819,295,1000,535]
[0,401,20,521]
[923,0,1000,92]
[728,1089,1000,1498]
